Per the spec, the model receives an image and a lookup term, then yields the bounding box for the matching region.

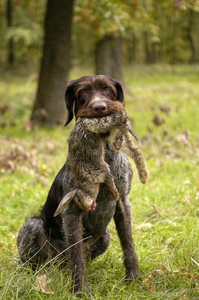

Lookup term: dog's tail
[54,189,77,217]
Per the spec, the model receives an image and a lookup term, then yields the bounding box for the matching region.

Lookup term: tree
[95,35,123,80]
[95,36,111,76]
[2,1,45,68]
[74,0,131,81]
[6,0,14,67]
[31,0,74,126]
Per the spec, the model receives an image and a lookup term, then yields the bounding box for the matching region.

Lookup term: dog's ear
[113,80,125,106]
[65,80,77,126]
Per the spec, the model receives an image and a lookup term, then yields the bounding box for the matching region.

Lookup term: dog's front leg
[62,206,90,297]
[114,198,139,283]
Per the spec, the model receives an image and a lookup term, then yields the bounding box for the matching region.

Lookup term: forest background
[0,0,199,299]
[1,0,199,125]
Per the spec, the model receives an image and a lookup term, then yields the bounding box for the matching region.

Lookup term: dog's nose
[93,102,107,114]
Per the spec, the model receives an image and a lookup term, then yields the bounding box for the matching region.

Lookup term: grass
[0,64,199,299]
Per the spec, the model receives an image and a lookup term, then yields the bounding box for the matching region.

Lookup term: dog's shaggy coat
[17,75,144,296]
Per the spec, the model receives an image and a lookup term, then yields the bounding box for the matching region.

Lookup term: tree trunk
[6,0,14,67]
[187,9,196,64]
[126,34,137,64]
[144,31,152,64]
[110,36,123,81]
[95,36,111,76]
[170,17,177,64]
[151,42,159,63]
[132,34,137,64]
[31,0,74,126]
[95,35,123,82]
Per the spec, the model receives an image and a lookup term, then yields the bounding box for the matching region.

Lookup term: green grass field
[0,65,199,299]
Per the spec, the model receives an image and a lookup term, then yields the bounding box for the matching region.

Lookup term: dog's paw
[74,283,92,299]
[125,272,142,285]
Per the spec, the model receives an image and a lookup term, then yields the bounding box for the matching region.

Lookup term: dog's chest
[82,193,116,238]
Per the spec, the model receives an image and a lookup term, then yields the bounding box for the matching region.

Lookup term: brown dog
[17,76,147,297]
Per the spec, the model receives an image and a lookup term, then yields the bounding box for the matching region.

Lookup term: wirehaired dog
[54,109,148,216]
[17,75,148,297]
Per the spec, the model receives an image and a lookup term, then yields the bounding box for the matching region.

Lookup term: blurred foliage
[0,0,199,68]
[0,0,46,67]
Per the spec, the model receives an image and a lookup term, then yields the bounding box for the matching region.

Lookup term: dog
[54,109,149,217]
[17,75,145,297]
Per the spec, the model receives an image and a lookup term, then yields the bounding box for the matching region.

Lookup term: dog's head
[65,75,125,125]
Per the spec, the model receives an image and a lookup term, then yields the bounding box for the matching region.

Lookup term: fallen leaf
[33,176,49,187]
[143,274,152,283]
[180,273,199,278]
[46,142,56,154]
[34,274,54,295]
[0,104,10,115]
[175,131,191,145]
[153,115,165,126]
[0,144,38,173]
[159,104,171,115]
[7,232,16,239]
[146,282,155,292]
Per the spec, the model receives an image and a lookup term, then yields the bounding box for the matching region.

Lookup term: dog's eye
[80,90,87,96]
[104,87,112,94]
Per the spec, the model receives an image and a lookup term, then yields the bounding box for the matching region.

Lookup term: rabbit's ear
[54,189,77,217]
